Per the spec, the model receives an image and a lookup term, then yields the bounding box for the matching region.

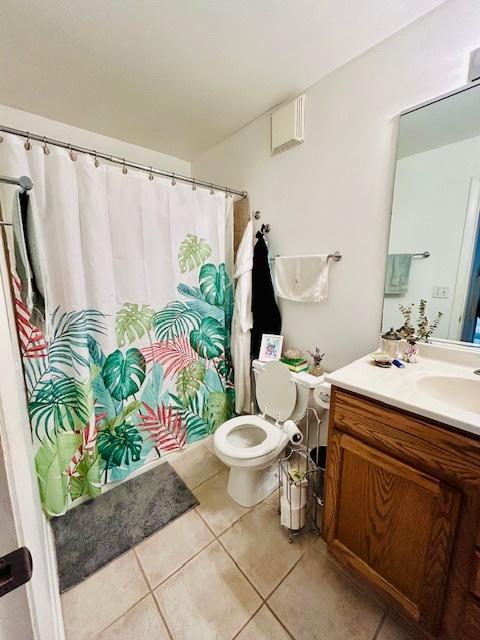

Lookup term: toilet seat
[256,360,296,421]
[214,415,282,460]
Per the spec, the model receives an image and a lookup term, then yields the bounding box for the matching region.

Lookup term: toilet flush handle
[261,405,267,419]
[275,413,280,426]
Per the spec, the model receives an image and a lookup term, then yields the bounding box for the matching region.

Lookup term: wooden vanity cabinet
[323,387,480,640]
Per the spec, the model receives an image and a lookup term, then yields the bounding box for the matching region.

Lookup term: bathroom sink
[416,375,480,414]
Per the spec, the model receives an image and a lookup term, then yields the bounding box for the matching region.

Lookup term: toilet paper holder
[277,407,324,543]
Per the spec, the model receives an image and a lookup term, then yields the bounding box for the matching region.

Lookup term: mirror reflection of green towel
[385,253,412,295]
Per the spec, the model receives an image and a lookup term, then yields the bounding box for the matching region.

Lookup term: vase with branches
[397,300,443,363]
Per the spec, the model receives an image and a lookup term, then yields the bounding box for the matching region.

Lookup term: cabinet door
[324,431,460,634]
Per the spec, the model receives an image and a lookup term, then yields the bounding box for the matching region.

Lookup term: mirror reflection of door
[383,82,480,346]
[461,220,480,343]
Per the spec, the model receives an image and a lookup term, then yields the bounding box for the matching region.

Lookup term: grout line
[146,536,215,591]
[231,601,264,639]
[194,509,218,539]
[91,593,156,639]
[265,602,296,640]
[189,466,227,492]
[132,548,174,640]
[151,590,175,640]
[132,547,152,592]
[372,611,387,640]
[216,534,266,602]
[197,492,317,605]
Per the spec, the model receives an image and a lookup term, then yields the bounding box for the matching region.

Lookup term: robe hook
[253,211,261,220]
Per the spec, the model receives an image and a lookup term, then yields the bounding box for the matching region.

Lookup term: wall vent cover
[468,48,480,82]
[271,94,305,155]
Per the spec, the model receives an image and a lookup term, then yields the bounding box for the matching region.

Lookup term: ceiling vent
[271,94,305,155]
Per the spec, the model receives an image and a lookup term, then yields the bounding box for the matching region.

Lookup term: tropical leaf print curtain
[0,133,234,516]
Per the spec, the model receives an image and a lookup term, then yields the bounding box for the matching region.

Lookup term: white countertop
[325,343,480,437]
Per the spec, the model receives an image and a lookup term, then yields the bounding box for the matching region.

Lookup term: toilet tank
[252,359,326,422]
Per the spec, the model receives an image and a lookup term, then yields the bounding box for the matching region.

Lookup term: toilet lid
[255,360,296,421]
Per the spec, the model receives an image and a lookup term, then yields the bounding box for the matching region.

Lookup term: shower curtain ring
[24,132,31,151]
[171,173,176,186]
[43,137,50,155]
[225,187,229,199]
[210,184,214,195]
[122,158,128,175]
[94,151,100,168]
[192,178,196,191]
[68,144,77,161]
[148,166,154,181]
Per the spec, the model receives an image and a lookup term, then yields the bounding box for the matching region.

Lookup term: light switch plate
[433,286,449,299]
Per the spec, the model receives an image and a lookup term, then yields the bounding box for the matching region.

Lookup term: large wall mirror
[383,82,480,346]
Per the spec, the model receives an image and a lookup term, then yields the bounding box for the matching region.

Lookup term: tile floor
[61,442,415,640]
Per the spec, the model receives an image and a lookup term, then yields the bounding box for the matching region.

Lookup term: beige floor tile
[96,595,169,639]
[220,499,309,597]
[170,443,224,490]
[154,541,261,640]
[377,617,416,640]
[202,435,215,454]
[136,509,214,588]
[236,606,292,640]
[268,544,383,640]
[194,470,249,535]
[61,551,149,640]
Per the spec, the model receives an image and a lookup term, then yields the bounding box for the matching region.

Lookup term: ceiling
[398,83,480,158]
[0,0,446,161]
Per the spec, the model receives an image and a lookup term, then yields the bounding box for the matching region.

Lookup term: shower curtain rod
[0,124,248,198]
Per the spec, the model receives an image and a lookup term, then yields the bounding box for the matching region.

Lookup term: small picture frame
[259,334,284,362]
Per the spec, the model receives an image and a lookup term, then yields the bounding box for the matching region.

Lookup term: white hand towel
[275,254,330,302]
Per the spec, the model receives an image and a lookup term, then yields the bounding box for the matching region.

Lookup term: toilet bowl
[214,360,326,507]
[214,414,289,506]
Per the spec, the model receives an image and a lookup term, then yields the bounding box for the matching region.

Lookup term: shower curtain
[0,134,234,516]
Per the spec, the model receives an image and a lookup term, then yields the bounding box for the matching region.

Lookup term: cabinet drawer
[330,388,480,488]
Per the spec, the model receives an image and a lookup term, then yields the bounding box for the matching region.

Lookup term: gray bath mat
[52,462,198,592]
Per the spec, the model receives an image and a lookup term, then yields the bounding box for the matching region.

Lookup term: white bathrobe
[232,221,254,414]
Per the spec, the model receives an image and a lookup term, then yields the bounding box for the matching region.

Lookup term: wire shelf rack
[277,408,325,543]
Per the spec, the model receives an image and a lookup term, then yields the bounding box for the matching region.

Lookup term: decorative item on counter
[380,327,402,359]
[280,347,309,373]
[398,300,443,363]
[258,333,283,362]
[307,347,325,377]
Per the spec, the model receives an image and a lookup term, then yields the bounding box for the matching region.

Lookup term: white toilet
[214,359,327,507]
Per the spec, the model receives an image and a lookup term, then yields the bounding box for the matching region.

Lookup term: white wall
[383,135,480,338]
[193,0,480,371]
[0,104,190,176]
